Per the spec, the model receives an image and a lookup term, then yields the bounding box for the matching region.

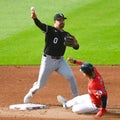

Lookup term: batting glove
[95,108,107,118]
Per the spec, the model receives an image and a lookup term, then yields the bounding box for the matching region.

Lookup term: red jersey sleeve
[75,60,83,65]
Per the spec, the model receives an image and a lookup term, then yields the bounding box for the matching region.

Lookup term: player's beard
[59,23,64,29]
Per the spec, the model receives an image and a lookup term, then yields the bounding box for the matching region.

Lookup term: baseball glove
[64,35,79,49]
[64,35,75,46]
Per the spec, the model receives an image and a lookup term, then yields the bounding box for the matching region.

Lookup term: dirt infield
[0,66,120,120]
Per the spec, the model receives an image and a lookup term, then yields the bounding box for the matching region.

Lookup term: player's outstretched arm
[67,58,83,65]
[30,6,47,32]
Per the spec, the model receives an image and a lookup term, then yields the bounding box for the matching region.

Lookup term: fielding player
[24,7,79,103]
[57,58,108,118]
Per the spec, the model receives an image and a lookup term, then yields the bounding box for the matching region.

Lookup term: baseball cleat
[24,92,33,103]
[57,95,67,109]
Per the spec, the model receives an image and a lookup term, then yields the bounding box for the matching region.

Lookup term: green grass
[0,0,120,65]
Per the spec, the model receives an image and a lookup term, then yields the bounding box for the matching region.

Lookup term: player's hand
[67,58,74,63]
[72,39,79,50]
[64,35,79,50]
[95,108,107,118]
[31,7,37,19]
[31,11,37,19]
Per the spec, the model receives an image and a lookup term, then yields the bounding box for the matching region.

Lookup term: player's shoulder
[63,31,73,37]
[47,25,58,33]
[64,31,71,35]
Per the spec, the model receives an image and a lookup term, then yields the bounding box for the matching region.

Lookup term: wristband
[73,60,76,64]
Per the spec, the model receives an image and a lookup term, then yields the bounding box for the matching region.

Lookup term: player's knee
[72,106,81,113]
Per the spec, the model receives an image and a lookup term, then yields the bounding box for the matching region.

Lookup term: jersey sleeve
[73,60,83,65]
[33,18,48,32]
[76,61,83,65]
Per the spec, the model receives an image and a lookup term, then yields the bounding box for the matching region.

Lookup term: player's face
[54,19,65,29]
[82,72,87,77]
[82,72,91,80]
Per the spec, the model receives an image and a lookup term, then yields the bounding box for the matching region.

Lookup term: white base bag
[9,103,46,110]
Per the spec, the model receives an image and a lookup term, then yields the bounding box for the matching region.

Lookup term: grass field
[0,0,120,65]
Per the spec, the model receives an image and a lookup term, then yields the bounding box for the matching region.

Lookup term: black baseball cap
[54,13,67,21]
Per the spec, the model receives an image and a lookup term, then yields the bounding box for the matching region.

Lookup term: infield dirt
[0,66,120,120]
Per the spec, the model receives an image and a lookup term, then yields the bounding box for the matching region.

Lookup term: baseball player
[23,8,79,103]
[57,58,108,118]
